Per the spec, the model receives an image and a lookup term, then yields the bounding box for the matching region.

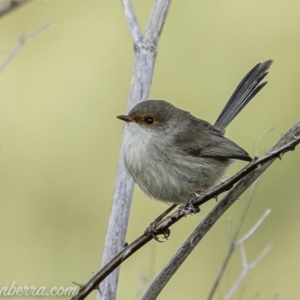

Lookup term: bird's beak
[117,115,133,122]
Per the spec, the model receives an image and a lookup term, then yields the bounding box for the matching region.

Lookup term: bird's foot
[144,204,176,242]
[179,192,202,216]
[144,221,170,242]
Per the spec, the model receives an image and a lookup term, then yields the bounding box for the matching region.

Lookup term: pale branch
[98,1,172,299]
[208,181,261,300]
[208,208,271,300]
[0,0,30,18]
[223,243,272,300]
[143,0,172,45]
[235,209,271,247]
[0,22,54,73]
[254,128,274,157]
[72,120,300,300]
[142,206,271,299]
[120,0,142,44]
[230,179,259,243]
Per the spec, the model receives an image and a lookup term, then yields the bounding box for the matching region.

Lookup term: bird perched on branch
[117,60,273,205]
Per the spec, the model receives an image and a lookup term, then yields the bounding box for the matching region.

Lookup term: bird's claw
[144,220,171,242]
[179,203,200,216]
[179,193,201,216]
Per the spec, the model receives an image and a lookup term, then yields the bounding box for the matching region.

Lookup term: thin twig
[223,243,272,300]
[208,180,261,300]
[254,128,274,157]
[72,120,300,300]
[142,207,271,300]
[232,179,260,242]
[213,209,271,299]
[142,200,270,299]
[0,22,54,72]
[236,209,271,247]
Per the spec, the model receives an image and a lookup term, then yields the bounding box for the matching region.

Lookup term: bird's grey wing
[174,119,252,162]
[199,133,252,161]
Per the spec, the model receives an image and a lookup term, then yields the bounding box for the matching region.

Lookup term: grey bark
[98,1,172,299]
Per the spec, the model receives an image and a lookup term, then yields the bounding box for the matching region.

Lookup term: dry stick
[98,1,171,299]
[0,0,31,18]
[208,208,271,300]
[141,121,300,300]
[207,180,261,300]
[224,242,272,300]
[72,120,300,300]
[0,22,54,72]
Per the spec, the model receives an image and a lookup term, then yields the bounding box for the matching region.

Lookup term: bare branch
[0,0,31,18]
[208,181,261,300]
[248,244,272,268]
[223,243,272,300]
[142,205,271,300]
[71,119,300,300]
[227,216,232,247]
[235,209,271,247]
[254,128,274,157]
[231,179,260,243]
[0,22,54,72]
[98,1,172,299]
[222,210,271,299]
[144,0,172,45]
[120,0,142,44]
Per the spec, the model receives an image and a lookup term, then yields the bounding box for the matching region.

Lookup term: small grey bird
[117,60,273,205]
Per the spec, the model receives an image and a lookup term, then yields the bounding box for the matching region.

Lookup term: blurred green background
[0,0,299,299]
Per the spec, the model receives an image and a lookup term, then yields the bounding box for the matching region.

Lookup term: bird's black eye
[145,117,154,124]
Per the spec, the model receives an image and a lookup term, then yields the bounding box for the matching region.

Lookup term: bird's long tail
[214,60,273,132]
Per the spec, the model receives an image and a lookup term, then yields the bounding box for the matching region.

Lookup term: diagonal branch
[0,22,54,73]
[143,207,271,300]
[207,208,271,300]
[223,243,272,300]
[72,119,300,300]
[208,180,261,300]
[235,209,271,247]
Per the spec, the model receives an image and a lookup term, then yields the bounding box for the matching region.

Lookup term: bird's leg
[179,191,203,216]
[144,204,177,242]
